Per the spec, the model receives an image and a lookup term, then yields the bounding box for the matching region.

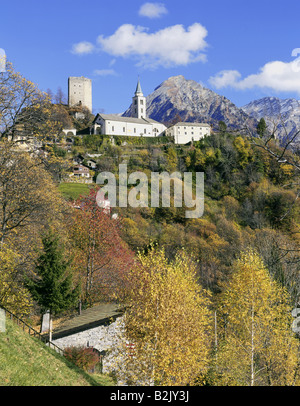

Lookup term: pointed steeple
[135,77,143,96]
[132,77,147,119]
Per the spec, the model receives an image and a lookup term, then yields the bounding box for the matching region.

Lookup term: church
[92,79,167,138]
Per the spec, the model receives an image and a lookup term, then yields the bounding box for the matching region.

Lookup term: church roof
[97,113,162,126]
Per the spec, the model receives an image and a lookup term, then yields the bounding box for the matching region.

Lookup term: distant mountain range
[123,75,257,131]
[123,75,300,144]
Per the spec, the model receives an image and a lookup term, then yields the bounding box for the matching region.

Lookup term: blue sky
[2,0,300,115]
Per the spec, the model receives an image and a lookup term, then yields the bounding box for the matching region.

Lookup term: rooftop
[52,303,125,340]
[97,113,162,125]
[174,122,211,127]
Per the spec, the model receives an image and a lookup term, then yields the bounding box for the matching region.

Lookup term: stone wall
[52,316,124,375]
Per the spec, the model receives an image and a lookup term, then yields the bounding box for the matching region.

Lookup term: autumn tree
[0,139,67,247]
[54,87,67,105]
[120,247,212,386]
[216,249,299,386]
[0,244,33,317]
[0,62,55,142]
[69,188,134,305]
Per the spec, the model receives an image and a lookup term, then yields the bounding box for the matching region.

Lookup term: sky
[2,0,300,115]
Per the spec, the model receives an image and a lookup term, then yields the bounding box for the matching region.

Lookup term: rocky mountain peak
[123,75,257,131]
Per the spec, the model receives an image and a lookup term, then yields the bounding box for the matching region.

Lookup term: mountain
[123,75,257,131]
[242,97,300,144]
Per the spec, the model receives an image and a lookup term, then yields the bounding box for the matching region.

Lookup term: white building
[166,122,211,144]
[92,79,166,137]
[93,114,166,137]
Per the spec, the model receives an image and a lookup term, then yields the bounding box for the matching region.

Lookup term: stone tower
[68,76,92,112]
[132,78,146,119]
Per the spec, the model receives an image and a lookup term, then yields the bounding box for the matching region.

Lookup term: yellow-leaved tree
[0,245,33,317]
[118,246,212,386]
[216,249,299,386]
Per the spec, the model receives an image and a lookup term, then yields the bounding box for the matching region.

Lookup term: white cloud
[209,57,300,95]
[139,2,168,19]
[71,41,94,55]
[97,23,208,68]
[93,69,118,76]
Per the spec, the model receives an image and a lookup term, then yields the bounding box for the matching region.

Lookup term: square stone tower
[68,76,92,112]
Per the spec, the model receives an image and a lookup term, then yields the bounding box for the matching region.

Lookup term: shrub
[64,346,99,371]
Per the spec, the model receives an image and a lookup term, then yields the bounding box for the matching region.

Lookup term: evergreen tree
[218,120,227,133]
[257,117,267,138]
[27,231,79,340]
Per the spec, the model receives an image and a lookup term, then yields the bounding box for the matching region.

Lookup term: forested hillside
[103,132,300,298]
[1,62,300,386]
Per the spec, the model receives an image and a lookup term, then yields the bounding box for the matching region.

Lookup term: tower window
[140,100,143,105]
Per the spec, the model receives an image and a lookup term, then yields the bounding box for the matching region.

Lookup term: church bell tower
[132,78,146,119]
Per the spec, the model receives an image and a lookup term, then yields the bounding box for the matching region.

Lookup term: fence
[2,306,64,356]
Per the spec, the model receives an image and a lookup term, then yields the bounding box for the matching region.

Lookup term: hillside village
[1,62,300,387]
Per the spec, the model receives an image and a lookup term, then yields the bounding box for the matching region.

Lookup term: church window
[140,100,143,105]
[144,129,146,134]
[134,128,136,133]
[123,127,126,132]
[112,126,114,132]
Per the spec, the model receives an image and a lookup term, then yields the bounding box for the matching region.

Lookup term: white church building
[92,78,211,144]
[92,79,166,138]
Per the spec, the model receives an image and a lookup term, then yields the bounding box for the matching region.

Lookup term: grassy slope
[58,182,93,200]
[0,318,114,386]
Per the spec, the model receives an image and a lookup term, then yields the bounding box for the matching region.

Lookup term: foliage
[0,139,65,244]
[120,246,212,386]
[0,245,33,317]
[257,117,267,138]
[112,134,174,146]
[64,346,100,372]
[26,230,79,315]
[0,61,49,139]
[69,188,134,304]
[215,249,299,386]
